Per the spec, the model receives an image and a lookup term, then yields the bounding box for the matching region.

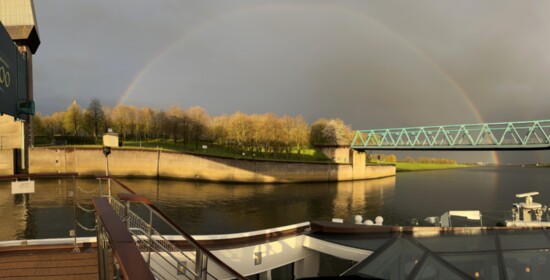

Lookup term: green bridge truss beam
[351,120,550,151]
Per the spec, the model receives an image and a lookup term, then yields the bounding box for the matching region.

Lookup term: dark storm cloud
[31,0,550,163]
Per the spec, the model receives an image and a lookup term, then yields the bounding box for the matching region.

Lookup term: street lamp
[102,130,119,201]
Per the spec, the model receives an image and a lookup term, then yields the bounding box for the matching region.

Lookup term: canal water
[0,167,549,241]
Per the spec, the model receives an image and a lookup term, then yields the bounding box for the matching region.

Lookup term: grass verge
[61,140,332,163]
[396,162,470,172]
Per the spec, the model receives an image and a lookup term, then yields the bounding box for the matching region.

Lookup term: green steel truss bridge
[351,119,550,151]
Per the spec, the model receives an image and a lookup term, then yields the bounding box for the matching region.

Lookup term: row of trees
[401,156,458,164]
[33,99,354,154]
[369,154,397,163]
[33,100,461,163]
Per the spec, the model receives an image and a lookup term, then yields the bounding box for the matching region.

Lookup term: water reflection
[331,176,396,222]
[0,167,548,240]
[0,179,77,240]
[114,176,395,234]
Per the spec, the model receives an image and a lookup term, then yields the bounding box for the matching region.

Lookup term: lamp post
[102,130,119,203]
[103,145,111,202]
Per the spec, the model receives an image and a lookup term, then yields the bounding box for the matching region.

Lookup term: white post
[20,122,25,170]
[106,154,111,203]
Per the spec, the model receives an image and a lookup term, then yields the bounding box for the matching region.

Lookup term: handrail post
[194,249,208,280]
[147,207,153,266]
[96,218,109,280]
[98,178,103,197]
[124,200,131,228]
[71,175,80,252]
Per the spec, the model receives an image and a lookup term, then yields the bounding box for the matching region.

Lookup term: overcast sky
[31,0,550,163]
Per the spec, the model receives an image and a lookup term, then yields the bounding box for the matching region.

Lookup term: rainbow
[117,4,499,164]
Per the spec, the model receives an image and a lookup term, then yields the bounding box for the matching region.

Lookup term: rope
[76,202,95,213]
[76,220,97,232]
[77,185,99,194]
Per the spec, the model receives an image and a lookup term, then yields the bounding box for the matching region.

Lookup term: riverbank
[395,162,470,172]
[26,147,395,183]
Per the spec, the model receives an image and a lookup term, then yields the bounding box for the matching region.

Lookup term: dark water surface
[1,167,549,240]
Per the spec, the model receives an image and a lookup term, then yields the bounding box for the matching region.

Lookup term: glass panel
[503,250,550,280]
[308,232,390,251]
[350,238,425,280]
[442,252,500,280]
[318,253,354,277]
[271,262,294,280]
[498,230,550,251]
[416,235,496,253]
[412,255,470,280]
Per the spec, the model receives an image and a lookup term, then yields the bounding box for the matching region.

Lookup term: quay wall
[0,149,14,175]
[27,147,395,183]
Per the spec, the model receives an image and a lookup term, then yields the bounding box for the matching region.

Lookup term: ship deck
[0,243,100,279]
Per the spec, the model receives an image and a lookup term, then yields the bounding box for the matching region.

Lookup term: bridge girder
[351,120,550,151]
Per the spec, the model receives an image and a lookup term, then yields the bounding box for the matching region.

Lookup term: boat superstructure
[1,173,550,279]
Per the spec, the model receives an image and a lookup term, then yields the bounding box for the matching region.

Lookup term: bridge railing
[352,119,550,150]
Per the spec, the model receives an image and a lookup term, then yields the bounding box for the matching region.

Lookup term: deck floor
[0,249,99,279]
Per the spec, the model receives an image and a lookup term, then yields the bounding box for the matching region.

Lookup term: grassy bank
[396,162,470,172]
[57,140,332,163]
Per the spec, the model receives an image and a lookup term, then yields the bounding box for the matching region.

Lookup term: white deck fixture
[440,210,482,227]
[507,192,548,226]
[374,216,384,226]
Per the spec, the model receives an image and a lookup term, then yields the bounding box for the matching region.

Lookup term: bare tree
[84,98,106,139]
[152,110,167,140]
[63,101,84,136]
[50,111,66,135]
[385,154,397,163]
[288,115,309,156]
[208,115,229,145]
[228,111,253,150]
[110,105,135,140]
[186,106,210,149]
[139,107,155,140]
[166,106,185,143]
[33,113,46,136]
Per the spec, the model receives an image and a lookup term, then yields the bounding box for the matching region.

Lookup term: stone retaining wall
[27,147,395,183]
[0,149,14,175]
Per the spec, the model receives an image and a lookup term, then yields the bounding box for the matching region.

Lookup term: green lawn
[120,140,331,162]
[395,162,470,172]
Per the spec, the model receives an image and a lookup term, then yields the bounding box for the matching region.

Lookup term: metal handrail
[0,172,79,180]
[93,198,155,280]
[129,227,197,280]
[108,198,197,265]
[97,175,247,280]
[110,195,217,280]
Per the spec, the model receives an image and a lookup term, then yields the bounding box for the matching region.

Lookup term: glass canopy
[319,228,550,279]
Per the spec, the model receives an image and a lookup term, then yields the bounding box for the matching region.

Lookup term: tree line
[33,99,354,156]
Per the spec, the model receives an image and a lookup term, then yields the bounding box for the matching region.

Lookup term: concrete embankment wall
[27,147,395,183]
[0,149,15,175]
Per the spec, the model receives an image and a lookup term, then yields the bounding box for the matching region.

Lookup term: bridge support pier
[351,150,366,180]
